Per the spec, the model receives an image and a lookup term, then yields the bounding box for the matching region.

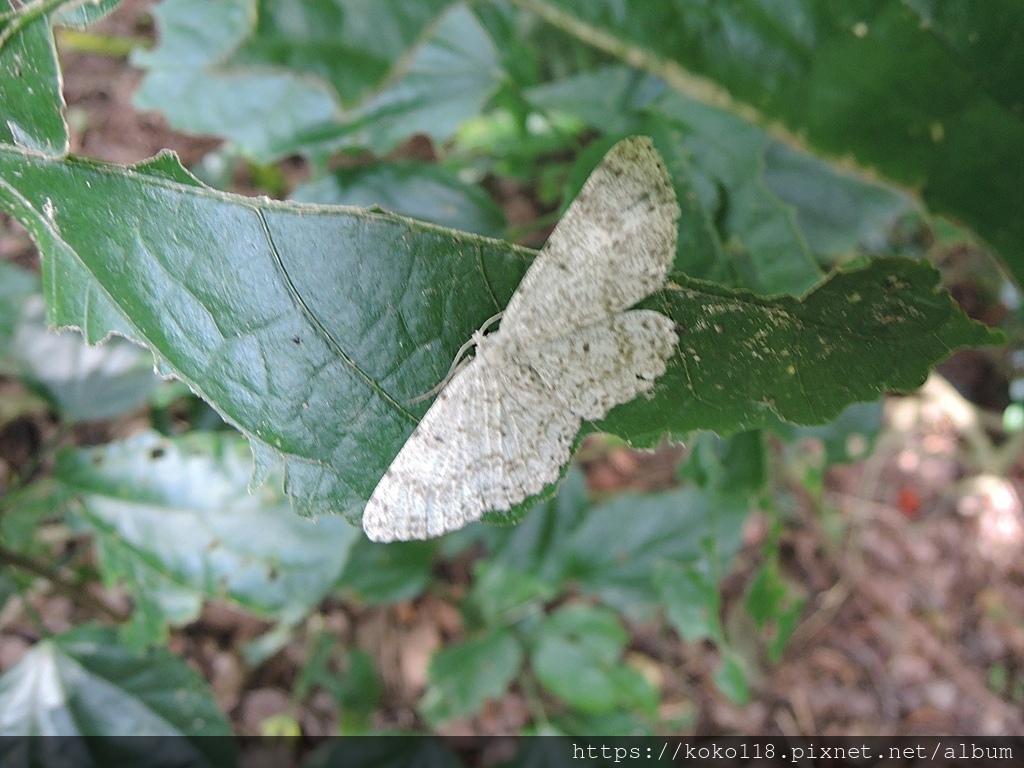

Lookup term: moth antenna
[408,311,504,404]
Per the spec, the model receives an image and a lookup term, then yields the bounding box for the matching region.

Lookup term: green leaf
[130,1,498,162]
[640,118,731,287]
[745,563,785,628]
[714,650,751,705]
[769,599,806,664]
[293,162,506,237]
[471,466,591,585]
[527,1,1024,286]
[454,110,583,185]
[489,467,750,619]
[525,65,664,139]
[745,560,806,663]
[531,604,656,715]
[562,486,747,618]
[681,431,766,496]
[57,431,358,645]
[528,66,825,294]
[131,0,340,163]
[0,149,530,522]
[468,561,555,628]
[762,141,917,265]
[334,649,382,730]
[421,629,523,724]
[0,625,234,757]
[656,559,722,644]
[228,0,452,107]
[471,2,545,93]
[5,295,160,422]
[0,480,64,563]
[626,258,1001,442]
[337,538,436,605]
[342,4,504,154]
[293,630,337,701]
[651,96,824,295]
[294,636,381,731]
[0,260,38,345]
[0,146,996,529]
[0,1,67,156]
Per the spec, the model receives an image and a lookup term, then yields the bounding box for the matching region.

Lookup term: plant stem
[0,544,129,622]
[57,28,150,58]
[517,666,551,730]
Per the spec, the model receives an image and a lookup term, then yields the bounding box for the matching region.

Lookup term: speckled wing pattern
[363,137,680,542]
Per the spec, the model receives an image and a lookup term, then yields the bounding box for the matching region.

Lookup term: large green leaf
[529,65,915,294]
[483,467,749,618]
[761,141,916,265]
[530,604,656,716]
[339,3,504,154]
[0,0,66,156]
[528,67,824,294]
[131,0,341,163]
[467,561,554,628]
[0,146,996,529]
[0,625,233,762]
[656,558,722,644]
[651,98,824,295]
[229,0,453,106]
[336,538,436,604]
[56,431,358,645]
[682,431,767,496]
[131,0,499,162]
[420,629,524,724]
[635,258,999,441]
[522,0,1024,285]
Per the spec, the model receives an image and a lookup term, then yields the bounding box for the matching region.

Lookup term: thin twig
[56,29,150,58]
[0,544,130,622]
